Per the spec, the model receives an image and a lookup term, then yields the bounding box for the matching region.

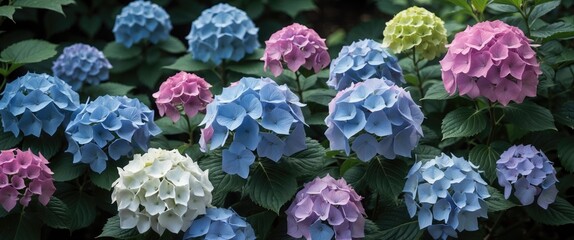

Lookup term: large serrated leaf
[163,54,214,72]
[303,88,337,106]
[365,158,408,204]
[555,101,574,129]
[12,0,74,15]
[0,6,19,21]
[21,134,62,160]
[198,149,245,206]
[103,42,141,60]
[90,161,121,190]
[368,204,423,240]
[0,124,23,150]
[0,209,42,240]
[245,160,297,213]
[268,0,316,18]
[422,82,455,100]
[281,138,332,177]
[97,215,140,239]
[502,101,556,132]
[486,186,517,212]
[525,197,574,225]
[0,39,57,64]
[528,0,560,26]
[441,107,487,139]
[50,153,86,181]
[157,36,186,54]
[35,197,71,229]
[468,144,500,183]
[59,191,97,230]
[227,61,275,78]
[83,82,135,98]
[246,211,277,240]
[558,138,574,173]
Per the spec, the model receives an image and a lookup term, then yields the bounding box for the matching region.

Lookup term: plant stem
[185,115,194,145]
[412,47,424,96]
[486,102,496,145]
[0,75,6,92]
[485,210,506,240]
[295,71,304,102]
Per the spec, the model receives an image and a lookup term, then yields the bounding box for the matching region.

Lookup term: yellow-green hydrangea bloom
[382,6,447,60]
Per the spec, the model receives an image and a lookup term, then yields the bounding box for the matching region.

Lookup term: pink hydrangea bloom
[286,174,366,240]
[440,20,541,106]
[0,149,56,212]
[153,72,213,122]
[261,23,330,77]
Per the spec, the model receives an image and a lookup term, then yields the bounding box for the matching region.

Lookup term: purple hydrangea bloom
[52,43,112,91]
[65,95,161,173]
[286,174,366,240]
[183,208,255,240]
[403,153,490,239]
[324,78,423,161]
[199,77,307,178]
[187,3,259,65]
[0,73,80,137]
[496,144,558,209]
[113,1,172,48]
[328,39,404,91]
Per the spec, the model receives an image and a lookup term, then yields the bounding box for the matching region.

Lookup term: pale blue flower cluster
[0,73,80,137]
[65,95,161,173]
[113,1,172,48]
[328,39,404,91]
[404,154,490,240]
[184,208,255,240]
[324,78,423,161]
[496,145,558,209]
[199,77,307,178]
[52,43,112,91]
[186,3,259,64]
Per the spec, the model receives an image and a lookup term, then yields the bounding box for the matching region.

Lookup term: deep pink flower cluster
[0,149,56,212]
[153,72,213,123]
[261,23,330,77]
[440,20,541,105]
[286,174,366,240]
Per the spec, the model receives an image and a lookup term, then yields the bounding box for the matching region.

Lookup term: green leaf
[488,3,519,12]
[413,145,442,162]
[468,144,500,183]
[157,36,186,54]
[446,0,476,16]
[50,154,86,181]
[422,81,454,100]
[365,158,408,204]
[307,112,328,125]
[486,186,517,212]
[0,6,19,21]
[0,39,57,64]
[155,116,190,135]
[502,101,556,132]
[227,61,274,78]
[493,0,522,8]
[303,88,337,106]
[368,204,423,240]
[525,197,574,225]
[83,82,135,98]
[558,137,574,173]
[281,138,332,177]
[242,48,265,61]
[268,0,316,18]
[137,63,163,89]
[471,0,489,13]
[35,197,71,229]
[59,191,97,230]
[0,209,42,240]
[245,159,297,213]
[198,149,245,206]
[90,162,121,190]
[0,124,23,150]
[419,65,441,81]
[21,134,62,160]
[97,215,140,239]
[163,54,214,72]
[532,22,574,40]
[103,42,141,60]
[528,0,560,26]
[441,107,487,139]
[246,211,277,240]
[12,0,74,15]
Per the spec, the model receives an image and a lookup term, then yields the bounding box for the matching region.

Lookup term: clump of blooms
[65,95,161,173]
[261,23,330,77]
[153,72,213,123]
[496,145,558,209]
[113,1,172,48]
[183,208,255,240]
[328,39,404,91]
[440,20,541,106]
[0,73,80,137]
[324,78,423,161]
[111,148,213,235]
[199,77,307,178]
[382,6,447,60]
[403,154,490,239]
[52,43,112,91]
[286,174,366,240]
[187,3,259,64]
[0,149,56,212]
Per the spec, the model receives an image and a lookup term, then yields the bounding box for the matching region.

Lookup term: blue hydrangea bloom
[183,208,255,240]
[186,3,260,65]
[327,39,404,91]
[65,95,161,173]
[0,73,80,137]
[324,78,423,161]
[496,144,558,209]
[113,1,172,48]
[199,77,307,178]
[52,43,112,91]
[403,153,490,240]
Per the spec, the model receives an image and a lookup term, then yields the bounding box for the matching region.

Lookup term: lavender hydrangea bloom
[496,145,558,209]
[328,39,404,91]
[184,208,255,240]
[0,73,80,137]
[286,174,366,240]
[52,43,112,91]
[403,154,490,239]
[199,77,307,178]
[113,1,172,48]
[65,95,161,173]
[187,3,259,65]
[324,78,423,161]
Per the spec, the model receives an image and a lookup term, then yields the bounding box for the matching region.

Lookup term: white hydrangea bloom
[112,148,214,235]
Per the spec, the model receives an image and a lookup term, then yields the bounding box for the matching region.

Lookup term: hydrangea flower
[51,43,112,91]
[261,23,330,77]
[440,20,541,106]
[113,1,172,48]
[403,154,490,239]
[286,174,366,240]
[199,77,307,178]
[324,78,423,161]
[65,95,161,173]
[0,149,56,212]
[382,6,447,60]
[112,148,213,235]
[496,145,558,209]
[0,73,80,137]
[153,72,213,123]
[328,39,404,91]
[187,3,259,65]
[183,208,255,240]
